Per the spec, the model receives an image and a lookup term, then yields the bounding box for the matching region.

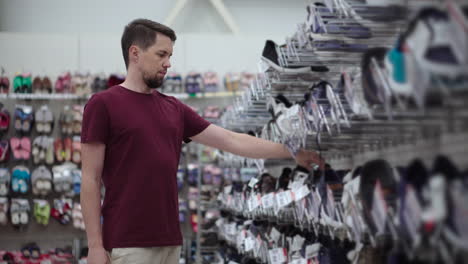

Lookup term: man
[81,18,323,264]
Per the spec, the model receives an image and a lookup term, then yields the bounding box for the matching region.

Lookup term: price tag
[291,235,305,251]
[244,237,254,252]
[269,248,287,264]
[262,193,275,209]
[248,177,259,188]
[227,223,237,235]
[289,181,303,191]
[215,219,223,228]
[294,185,311,202]
[304,243,320,259]
[276,191,293,208]
[370,180,388,235]
[270,227,282,244]
[224,185,232,194]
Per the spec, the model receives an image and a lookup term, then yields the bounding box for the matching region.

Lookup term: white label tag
[305,243,320,259]
[227,223,237,235]
[269,248,287,264]
[248,177,259,188]
[224,185,232,194]
[291,235,305,251]
[262,193,275,209]
[276,191,293,208]
[294,185,311,202]
[270,227,282,244]
[245,237,254,252]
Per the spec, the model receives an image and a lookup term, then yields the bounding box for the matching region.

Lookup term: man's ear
[129,45,139,64]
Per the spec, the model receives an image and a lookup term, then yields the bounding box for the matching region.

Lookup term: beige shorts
[109,246,181,264]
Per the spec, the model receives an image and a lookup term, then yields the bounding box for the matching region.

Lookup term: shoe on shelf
[262,40,329,73]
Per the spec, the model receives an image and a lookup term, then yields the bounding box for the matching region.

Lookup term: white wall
[0,32,286,81]
[0,0,307,36]
[0,0,308,79]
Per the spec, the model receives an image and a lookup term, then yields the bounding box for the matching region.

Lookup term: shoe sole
[261,57,314,73]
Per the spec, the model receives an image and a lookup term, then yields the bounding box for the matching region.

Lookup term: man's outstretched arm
[190,124,323,170]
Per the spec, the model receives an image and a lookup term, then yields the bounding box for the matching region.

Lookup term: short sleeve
[81,94,110,144]
[181,102,210,143]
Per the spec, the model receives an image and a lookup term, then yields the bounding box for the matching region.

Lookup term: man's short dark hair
[121,19,177,69]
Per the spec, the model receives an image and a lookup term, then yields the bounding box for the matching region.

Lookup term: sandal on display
[60,106,74,135]
[11,166,30,194]
[72,203,85,230]
[0,68,9,94]
[71,137,81,164]
[31,166,52,196]
[55,72,72,93]
[10,137,31,161]
[14,105,34,133]
[13,73,32,93]
[0,197,8,225]
[33,200,50,226]
[35,105,54,134]
[51,198,73,225]
[72,169,81,195]
[10,199,30,228]
[0,104,10,132]
[72,105,83,134]
[54,138,65,163]
[63,137,72,162]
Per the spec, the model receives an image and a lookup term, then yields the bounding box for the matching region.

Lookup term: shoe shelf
[0,93,91,100]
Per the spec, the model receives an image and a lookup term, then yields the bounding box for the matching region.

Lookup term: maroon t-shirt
[81,85,210,250]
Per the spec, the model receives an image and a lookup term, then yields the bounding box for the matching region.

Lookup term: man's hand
[294,149,324,170]
[87,247,110,264]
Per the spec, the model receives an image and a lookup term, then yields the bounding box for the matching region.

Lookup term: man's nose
[163,59,171,69]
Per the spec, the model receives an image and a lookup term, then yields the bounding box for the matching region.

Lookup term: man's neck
[120,70,152,94]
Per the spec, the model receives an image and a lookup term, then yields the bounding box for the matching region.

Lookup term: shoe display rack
[214,1,468,263]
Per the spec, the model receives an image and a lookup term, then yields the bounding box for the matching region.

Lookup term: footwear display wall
[210,1,468,264]
[0,81,237,263]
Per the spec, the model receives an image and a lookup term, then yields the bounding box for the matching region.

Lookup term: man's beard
[143,73,163,89]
